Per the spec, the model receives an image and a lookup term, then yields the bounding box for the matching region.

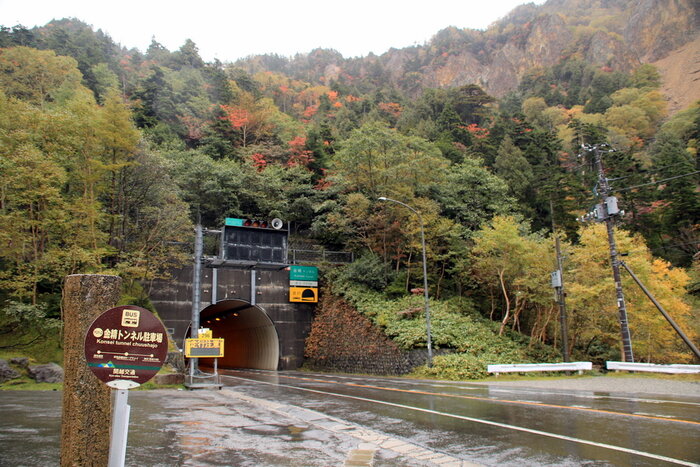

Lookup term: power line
[652,240,700,250]
[614,170,700,193]
[607,161,694,182]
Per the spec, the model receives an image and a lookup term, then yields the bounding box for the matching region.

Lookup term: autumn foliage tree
[469,216,554,338]
[567,224,697,363]
[220,104,251,146]
[286,136,314,168]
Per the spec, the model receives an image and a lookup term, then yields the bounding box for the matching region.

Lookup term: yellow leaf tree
[469,216,555,339]
[568,224,696,362]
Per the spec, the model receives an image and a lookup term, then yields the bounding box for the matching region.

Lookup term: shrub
[336,252,394,291]
[412,351,521,380]
[0,301,62,363]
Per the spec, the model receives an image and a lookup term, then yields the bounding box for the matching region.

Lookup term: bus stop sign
[84,305,169,386]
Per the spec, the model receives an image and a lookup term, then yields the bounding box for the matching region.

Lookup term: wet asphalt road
[0,371,698,466]
[221,370,700,466]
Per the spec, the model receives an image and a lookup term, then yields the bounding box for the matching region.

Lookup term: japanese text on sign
[185,338,224,358]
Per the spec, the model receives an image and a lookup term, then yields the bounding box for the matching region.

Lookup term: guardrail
[487,362,592,376]
[606,361,700,374]
[289,249,353,264]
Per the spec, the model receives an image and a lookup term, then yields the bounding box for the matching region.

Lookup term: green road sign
[289,265,318,282]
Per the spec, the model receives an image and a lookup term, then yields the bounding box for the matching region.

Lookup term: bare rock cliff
[377,0,698,97]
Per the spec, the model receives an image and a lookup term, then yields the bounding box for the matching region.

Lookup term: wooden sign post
[61,274,122,467]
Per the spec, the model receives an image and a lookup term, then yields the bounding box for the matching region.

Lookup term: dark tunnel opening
[198,299,279,370]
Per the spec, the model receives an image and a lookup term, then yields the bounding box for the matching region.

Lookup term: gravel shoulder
[469,375,700,398]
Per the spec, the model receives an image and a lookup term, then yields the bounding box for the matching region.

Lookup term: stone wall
[304,294,414,375]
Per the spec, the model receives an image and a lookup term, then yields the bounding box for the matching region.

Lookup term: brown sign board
[84,306,168,386]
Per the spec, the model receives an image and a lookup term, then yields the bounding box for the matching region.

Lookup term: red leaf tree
[287,136,314,168]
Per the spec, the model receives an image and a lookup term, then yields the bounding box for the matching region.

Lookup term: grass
[0,376,62,391]
[134,381,185,390]
[0,377,185,391]
[0,358,185,391]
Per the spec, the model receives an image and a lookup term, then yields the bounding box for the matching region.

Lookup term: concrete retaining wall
[147,266,315,370]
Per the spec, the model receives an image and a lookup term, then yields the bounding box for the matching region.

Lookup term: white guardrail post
[487,362,592,376]
[606,362,700,374]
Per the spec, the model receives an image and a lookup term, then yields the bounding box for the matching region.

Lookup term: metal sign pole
[191,222,203,374]
[107,384,133,467]
[108,389,129,467]
[250,269,257,305]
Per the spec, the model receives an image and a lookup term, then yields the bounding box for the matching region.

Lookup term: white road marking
[224,373,699,466]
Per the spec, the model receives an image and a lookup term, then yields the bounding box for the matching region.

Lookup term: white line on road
[275,370,700,408]
[224,374,699,466]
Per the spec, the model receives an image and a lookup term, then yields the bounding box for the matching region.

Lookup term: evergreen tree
[494,136,534,203]
[171,39,205,69]
[131,65,178,128]
[648,134,700,265]
[432,158,515,232]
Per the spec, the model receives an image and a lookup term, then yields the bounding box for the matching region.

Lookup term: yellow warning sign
[289,287,318,303]
[185,338,224,358]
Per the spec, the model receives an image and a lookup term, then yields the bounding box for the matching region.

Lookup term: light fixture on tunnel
[233,312,239,317]
[226,217,281,230]
[215,317,221,321]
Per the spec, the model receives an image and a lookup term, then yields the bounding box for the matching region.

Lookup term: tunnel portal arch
[199,299,279,370]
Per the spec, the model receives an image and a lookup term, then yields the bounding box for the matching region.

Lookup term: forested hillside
[1,0,698,368]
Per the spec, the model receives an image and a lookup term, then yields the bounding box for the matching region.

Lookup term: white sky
[1,1,546,62]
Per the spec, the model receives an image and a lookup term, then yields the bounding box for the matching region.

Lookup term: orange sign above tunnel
[289,287,318,303]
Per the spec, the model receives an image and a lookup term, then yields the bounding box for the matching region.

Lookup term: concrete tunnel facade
[148,266,316,370]
[199,299,279,370]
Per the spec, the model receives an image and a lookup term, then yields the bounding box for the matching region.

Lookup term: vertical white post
[250,269,257,305]
[108,389,131,467]
[212,268,218,304]
[191,222,203,374]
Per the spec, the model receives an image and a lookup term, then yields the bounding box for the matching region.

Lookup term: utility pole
[190,221,203,377]
[550,199,570,362]
[553,235,570,362]
[588,144,635,363]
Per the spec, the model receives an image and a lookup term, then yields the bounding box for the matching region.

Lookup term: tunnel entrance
[199,299,279,370]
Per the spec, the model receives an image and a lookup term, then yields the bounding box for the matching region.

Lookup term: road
[221,369,700,466]
[1,371,698,466]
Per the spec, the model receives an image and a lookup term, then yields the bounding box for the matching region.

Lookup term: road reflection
[222,369,700,466]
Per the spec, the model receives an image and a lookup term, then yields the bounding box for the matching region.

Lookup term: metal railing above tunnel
[288,248,353,264]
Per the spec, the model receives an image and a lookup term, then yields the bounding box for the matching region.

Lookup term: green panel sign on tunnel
[289,265,318,282]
